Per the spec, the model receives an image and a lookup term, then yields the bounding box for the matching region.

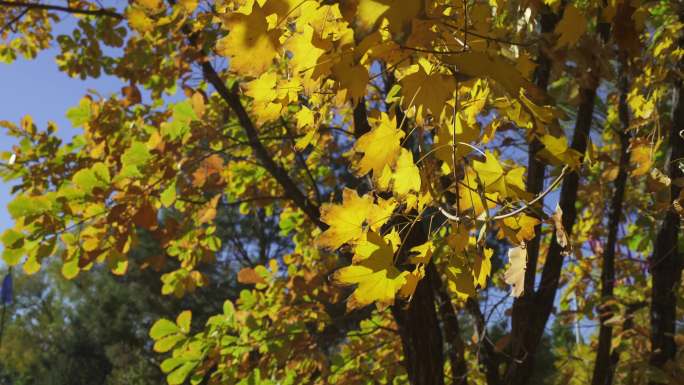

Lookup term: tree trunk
[649,67,684,374]
[433,269,469,385]
[392,261,445,385]
[591,61,630,385]
[509,5,560,380]
[506,81,598,385]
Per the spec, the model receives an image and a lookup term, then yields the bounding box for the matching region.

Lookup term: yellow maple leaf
[435,113,480,165]
[245,72,278,104]
[446,254,476,300]
[504,246,527,297]
[500,214,540,244]
[331,55,370,102]
[391,149,421,196]
[409,241,433,264]
[399,62,456,117]
[458,167,498,216]
[399,265,424,298]
[367,196,397,230]
[317,189,395,249]
[216,4,279,77]
[554,5,587,49]
[630,142,653,176]
[127,7,154,33]
[441,52,544,102]
[354,0,391,31]
[285,24,327,76]
[351,113,404,176]
[474,247,493,288]
[538,134,582,169]
[473,151,507,196]
[334,231,407,310]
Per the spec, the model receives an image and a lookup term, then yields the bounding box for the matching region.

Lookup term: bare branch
[0,1,123,19]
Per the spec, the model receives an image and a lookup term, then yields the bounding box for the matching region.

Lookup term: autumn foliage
[1,0,683,384]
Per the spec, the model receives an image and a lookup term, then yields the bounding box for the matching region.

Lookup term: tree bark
[649,62,684,374]
[508,6,561,378]
[506,80,598,385]
[433,270,469,385]
[467,299,502,385]
[392,260,445,385]
[591,62,630,385]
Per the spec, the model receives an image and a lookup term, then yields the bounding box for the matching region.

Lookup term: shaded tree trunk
[433,269,469,385]
[649,61,684,374]
[506,79,599,385]
[392,261,445,385]
[591,61,631,385]
[508,6,561,380]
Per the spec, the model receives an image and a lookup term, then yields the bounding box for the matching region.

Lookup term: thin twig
[0,1,123,19]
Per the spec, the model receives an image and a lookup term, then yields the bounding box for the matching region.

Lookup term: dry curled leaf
[551,203,571,255]
[237,268,266,285]
[504,245,526,298]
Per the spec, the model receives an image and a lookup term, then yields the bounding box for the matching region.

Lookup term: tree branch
[199,62,325,230]
[0,1,123,19]
[591,59,630,385]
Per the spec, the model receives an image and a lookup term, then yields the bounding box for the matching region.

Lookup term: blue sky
[0,16,122,253]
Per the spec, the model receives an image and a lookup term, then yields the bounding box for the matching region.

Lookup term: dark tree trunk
[649,69,684,375]
[506,81,598,385]
[392,261,445,385]
[433,269,469,385]
[508,6,560,380]
[591,61,631,385]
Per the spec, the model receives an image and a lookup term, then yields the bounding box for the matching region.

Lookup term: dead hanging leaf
[237,267,266,285]
[674,190,684,218]
[647,168,671,192]
[121,84,142,107]
[551,203,570,255]
[197,195,221,224]
[133,200,158,230]
[192,154,225,188]
[504,245,526,297]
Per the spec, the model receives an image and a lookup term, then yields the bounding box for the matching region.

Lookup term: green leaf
[154,333,185,353]
[61,256,80,279]
[2,247,23,266]
[223,300,235,317]
[173,100,198,123]
[176,310,192,334]
[73,169,99,192]
[167,361,198,385]
[160,357,185,374]
[121,141,152,168]
[160,181,177,207]
[1,229,24,249]
[150,318,180,339]
[7,195,52,219]
[65,98,91,128]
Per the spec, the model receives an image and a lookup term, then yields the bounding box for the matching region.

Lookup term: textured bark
[506,82,598,385]
[591,64,630,385]
[508,7,562,380]
[467,299,502,385]
[433,271,469,385]
[649,73,684,373]
[507,5,561,383]
[353,101,372,138]
[392,260,445,385]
